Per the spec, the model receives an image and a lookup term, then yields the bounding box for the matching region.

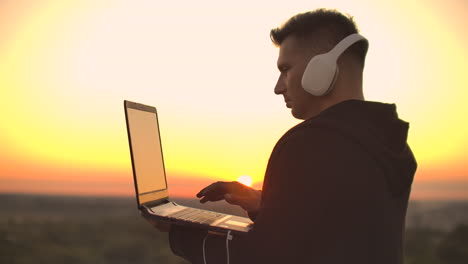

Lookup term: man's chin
[291,108,305,120]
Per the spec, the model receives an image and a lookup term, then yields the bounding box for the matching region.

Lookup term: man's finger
[196,181,234,197]
[196,181,252,205]
[197,182,225,197]
[200,193,225,203]
[196,185,211,197]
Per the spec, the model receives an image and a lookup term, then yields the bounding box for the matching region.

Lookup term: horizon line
[2,191,467,203]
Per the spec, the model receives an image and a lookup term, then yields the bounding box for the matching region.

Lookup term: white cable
[203,231,233,264]
[202,233,209,264]
[226,230,233,264]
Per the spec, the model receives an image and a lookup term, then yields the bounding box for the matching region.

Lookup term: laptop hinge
[141,198,170,209]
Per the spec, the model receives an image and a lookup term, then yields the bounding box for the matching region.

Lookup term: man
[146,8,417,264]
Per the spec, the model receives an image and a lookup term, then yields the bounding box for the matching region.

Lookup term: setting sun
[237,175,253,187]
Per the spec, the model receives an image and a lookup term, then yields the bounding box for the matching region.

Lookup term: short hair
[270,9,368,66]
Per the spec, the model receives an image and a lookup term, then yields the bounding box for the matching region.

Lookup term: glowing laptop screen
[126,106,168,204]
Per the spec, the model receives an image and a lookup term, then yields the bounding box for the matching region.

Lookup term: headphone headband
[328,33,367,60]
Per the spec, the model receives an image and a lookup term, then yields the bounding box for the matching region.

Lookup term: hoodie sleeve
[169,127,391,264]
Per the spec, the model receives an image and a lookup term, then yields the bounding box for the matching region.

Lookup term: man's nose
[274,76,285,95]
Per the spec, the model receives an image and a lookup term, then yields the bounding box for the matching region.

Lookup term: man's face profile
[274,35,319,120]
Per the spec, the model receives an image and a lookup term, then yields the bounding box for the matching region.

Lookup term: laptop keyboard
[168,207,226,224]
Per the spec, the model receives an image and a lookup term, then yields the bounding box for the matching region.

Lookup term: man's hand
[196,181,261,213]
[140,208,171,232]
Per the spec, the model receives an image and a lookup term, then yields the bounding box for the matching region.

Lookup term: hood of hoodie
[309,99,417,198]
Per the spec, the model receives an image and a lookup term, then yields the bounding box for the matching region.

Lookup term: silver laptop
[124,100,253,234]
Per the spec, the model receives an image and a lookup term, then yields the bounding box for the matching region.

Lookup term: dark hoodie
[168,100,417,264]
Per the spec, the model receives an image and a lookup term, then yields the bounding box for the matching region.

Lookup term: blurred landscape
[1,193,467,264]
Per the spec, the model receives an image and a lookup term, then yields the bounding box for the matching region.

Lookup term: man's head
[271,9,368,120]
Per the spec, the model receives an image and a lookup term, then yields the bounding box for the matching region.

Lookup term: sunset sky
[0,0,467,200]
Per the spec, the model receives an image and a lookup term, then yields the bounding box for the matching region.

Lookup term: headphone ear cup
[301,53,338,96]
[326,66,339,96]
[302,33,367,96]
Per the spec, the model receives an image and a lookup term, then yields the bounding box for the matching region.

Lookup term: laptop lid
[124,100,169,208]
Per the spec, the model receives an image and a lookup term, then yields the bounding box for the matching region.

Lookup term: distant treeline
[0,194,467,263]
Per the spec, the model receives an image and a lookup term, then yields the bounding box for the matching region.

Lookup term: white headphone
[301,33,368,96]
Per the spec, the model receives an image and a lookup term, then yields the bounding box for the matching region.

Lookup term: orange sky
[0,0,467,200]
